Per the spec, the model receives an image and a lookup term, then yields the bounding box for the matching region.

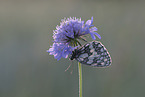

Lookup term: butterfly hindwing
[70,41,112,67]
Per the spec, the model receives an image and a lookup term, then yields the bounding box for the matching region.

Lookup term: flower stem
[78,62,82,97]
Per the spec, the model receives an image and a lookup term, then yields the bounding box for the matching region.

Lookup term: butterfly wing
[75,41,112,67]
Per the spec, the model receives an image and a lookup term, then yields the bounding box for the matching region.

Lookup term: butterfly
[70,41,112,67]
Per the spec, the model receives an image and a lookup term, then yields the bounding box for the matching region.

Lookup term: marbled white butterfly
[70,41,112,67]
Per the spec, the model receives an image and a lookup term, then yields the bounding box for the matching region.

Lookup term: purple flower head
[53,17,101,44]
[47,43,75,61]
[47,17,101,60]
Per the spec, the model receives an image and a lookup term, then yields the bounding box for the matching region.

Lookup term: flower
[48,17,101,60]
[47,43,75,61]
[53,17,101,44]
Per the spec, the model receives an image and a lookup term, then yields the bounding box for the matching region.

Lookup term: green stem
[74,42,82,97]
[78,62,82,97]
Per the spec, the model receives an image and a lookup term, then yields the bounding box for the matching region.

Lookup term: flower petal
[94,32,101,39]
[54,54,61,61]
[85,20,92,26]
[92,32,101,39]
[90,27,98,32]
[90,33,96,40]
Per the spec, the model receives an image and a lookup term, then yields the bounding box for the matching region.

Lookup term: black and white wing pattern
[70,41,112,67]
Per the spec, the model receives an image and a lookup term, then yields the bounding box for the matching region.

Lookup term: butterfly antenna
[70,61,74,74]
[65,61,74,74]
[65,62,72,72]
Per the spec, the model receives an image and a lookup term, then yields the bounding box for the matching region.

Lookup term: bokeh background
[0,0,145,97]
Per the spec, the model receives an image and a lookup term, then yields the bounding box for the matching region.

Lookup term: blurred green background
[0,0,145,97]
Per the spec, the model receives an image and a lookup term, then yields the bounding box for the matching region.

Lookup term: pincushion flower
[47,17,101,60]
[47,43,75,60]
[53,17,101,44]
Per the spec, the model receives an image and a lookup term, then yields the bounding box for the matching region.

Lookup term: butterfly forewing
[70,41,112,67]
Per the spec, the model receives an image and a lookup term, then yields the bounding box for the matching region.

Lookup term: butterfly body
[70,41,112,67]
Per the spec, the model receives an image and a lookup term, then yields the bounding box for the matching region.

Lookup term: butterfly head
[69,49,78,60]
